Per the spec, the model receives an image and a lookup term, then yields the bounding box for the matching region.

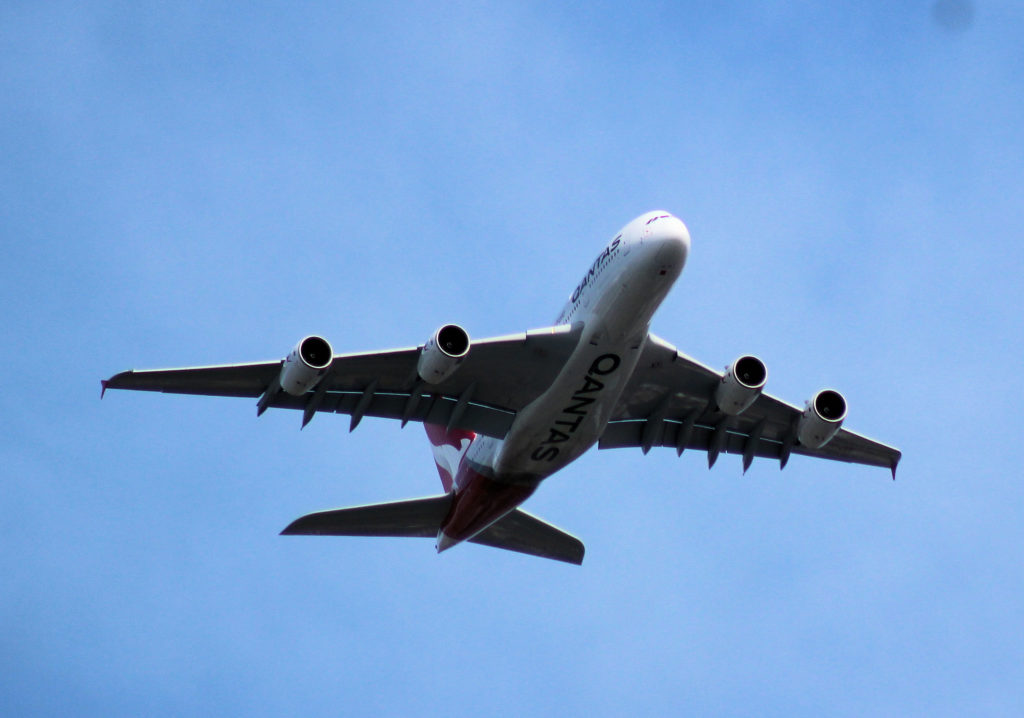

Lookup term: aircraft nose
[649,216,691,267]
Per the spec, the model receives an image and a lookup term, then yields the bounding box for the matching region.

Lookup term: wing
[599,334,901,476]
[102,324,582,439]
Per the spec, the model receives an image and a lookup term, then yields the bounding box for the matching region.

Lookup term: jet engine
[279,335,333,396]
[417,324,470,384]
[715,355,767,415]
[796,389,847,448]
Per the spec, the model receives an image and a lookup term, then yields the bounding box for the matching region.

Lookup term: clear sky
[3,2,1023,715]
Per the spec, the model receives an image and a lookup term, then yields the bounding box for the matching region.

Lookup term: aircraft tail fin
[424,423,476,491]
[282,496,585,565]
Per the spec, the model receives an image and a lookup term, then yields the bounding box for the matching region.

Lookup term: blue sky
[3,1,1023,715]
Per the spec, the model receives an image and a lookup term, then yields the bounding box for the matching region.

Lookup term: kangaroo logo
[425,424,476,492]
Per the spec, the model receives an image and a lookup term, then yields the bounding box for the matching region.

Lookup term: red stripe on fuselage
[440,464,538,544]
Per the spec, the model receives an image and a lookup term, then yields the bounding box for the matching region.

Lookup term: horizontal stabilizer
[282,495,585,564]
[281,495,453,537]
[469,509,585,565]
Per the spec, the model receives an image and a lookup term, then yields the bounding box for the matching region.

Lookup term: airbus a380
[104,211,900,564]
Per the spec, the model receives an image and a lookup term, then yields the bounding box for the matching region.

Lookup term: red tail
[424,423,476,492]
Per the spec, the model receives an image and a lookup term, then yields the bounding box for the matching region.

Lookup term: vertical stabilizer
[424,424,476,491]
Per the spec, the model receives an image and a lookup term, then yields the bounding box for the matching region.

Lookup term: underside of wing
[102,324,583,439]
[601,333,901,475]
[103,361,282,398]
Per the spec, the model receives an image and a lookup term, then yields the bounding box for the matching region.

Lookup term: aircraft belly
[493,243,680,479]
[494,335,644,479]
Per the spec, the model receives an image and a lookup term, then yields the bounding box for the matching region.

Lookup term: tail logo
[424,424,476,492]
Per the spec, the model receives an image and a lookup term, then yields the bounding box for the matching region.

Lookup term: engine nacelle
[279,335,333,396]
[417,324,470,384]
[715,355,767,415]
[797,389,847,448]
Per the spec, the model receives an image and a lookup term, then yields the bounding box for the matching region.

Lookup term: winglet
[100,379,108,399]
[891,454,900,481]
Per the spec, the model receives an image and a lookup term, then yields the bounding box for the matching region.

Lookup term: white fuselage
[460,211,691,487]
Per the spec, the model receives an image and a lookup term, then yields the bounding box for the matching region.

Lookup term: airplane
[103,210,901,565]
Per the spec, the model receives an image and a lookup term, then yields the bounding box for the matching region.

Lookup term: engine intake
[797,389,847,448]
[280,335,333,396]
[715,355,767,415]
[417,324,470,384]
